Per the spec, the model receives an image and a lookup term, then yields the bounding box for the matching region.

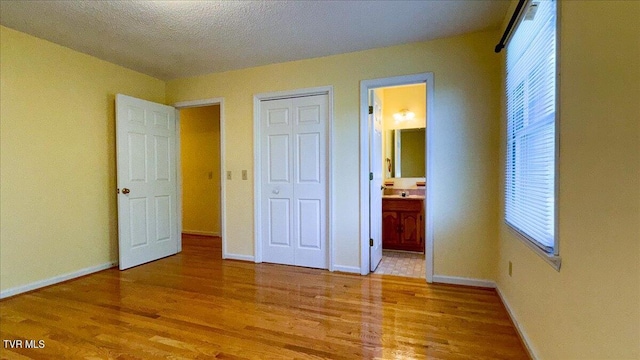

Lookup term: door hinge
[368,106,373,115]
[369,172,373,180]
[370,238,374,246]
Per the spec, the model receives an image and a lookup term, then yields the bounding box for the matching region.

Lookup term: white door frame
[253,86,334,270]
[173,98,226,256]
[359,73,435,282]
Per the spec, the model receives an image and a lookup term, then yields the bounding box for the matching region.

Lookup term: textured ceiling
[0,0,510,80]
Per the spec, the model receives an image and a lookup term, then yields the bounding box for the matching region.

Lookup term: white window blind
[505,0,557,253]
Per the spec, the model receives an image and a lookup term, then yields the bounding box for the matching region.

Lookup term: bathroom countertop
[382,195,425,200]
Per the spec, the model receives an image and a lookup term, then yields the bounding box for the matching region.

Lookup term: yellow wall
[382,84,426,130]
[167,30,501,279]
[0,26,166,292]
[180,106,221,235]
[496,2,640,358]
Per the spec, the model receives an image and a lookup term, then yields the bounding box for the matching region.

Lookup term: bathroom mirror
[386,128,425,178]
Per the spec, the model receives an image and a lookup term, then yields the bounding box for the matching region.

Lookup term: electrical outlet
[242,170,247,180]
[226,171,232,180]
[508,261,513,277]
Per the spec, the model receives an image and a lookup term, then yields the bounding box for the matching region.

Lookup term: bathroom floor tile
[374,250,425,279]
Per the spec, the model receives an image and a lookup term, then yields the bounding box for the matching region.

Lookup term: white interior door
[370,91,383,271]
[260,94,328,269]
[116,94,178,270]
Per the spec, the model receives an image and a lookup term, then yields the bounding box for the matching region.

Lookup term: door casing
[359,73,435,281]
[253,86,334,271]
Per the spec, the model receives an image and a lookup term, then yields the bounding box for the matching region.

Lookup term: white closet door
[260,94,328,269]
[292,95,327,269]
[261,98,295,265]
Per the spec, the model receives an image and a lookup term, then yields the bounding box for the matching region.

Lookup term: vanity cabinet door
[398,211,423,251]
[381,199,424,252]
[382,211,400,248]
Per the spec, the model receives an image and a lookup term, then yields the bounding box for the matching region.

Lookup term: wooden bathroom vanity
[381,195,425,252]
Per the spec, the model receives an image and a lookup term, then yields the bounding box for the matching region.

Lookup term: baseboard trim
[495,286,538,360]
[332,265,361,274]
[222,253,255,262]
[182,230,220,237]
[432,275,496,288]
[0,261,117,299]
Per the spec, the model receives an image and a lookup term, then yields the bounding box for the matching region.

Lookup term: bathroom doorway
[359,73,434,281]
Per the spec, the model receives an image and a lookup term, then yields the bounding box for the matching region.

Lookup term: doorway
[179,105,221,240]
[174,98,226,256]
[359,73,434,282]
[374,84,426,279]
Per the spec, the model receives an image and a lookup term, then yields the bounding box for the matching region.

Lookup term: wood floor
[0,235,528,359]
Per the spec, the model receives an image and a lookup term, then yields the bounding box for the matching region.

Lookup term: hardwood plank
[0,234,528,359]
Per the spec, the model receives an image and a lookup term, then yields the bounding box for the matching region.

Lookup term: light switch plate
[242,170,247,180]
[226,171,232,180]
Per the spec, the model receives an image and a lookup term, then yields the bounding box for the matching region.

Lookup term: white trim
[508,226,562,271]
[253,95,262,263]
[174,97,224,109]
[252,87,330,101]
[327,91,335,272]
[432,275,496,289]
[175,108,183,253]
[174,98,227,259]
[182,230,221,237]
[359,73,435,282]
[253,86,334,270]
[553,0,561,259]
[219,100,227,259]
[331,265,361,274]
[223,253,255,262]
[424,74,435,283]
[496,286,538,359]
[0,262,117,299]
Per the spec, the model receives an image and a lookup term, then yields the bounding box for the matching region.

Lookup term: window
[505,0,559,260]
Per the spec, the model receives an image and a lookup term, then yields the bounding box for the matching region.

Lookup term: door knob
[122,188,130,194]
[272,189,280,194]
